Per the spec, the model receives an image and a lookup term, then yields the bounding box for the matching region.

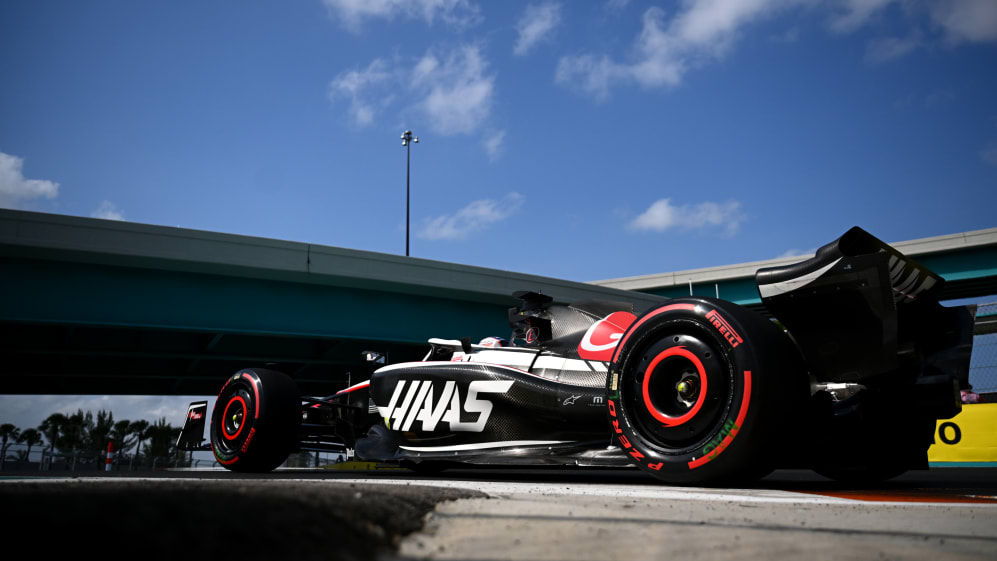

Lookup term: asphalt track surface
[2,467,996,560]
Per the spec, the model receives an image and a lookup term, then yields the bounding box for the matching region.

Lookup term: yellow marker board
[928,403,997,464]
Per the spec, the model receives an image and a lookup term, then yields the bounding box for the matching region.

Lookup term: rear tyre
[812,401,935,484]
[211,368,301,472]
[814,464,908,484]
[607,298,806,485]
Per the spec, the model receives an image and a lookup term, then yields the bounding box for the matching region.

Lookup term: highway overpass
[2,209,994,396]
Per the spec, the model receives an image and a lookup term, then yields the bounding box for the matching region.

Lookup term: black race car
[178,227,974,484]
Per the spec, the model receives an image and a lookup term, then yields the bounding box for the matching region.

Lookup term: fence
[0,445,346,472]
[971,302,997,396]
[0,445,200,473]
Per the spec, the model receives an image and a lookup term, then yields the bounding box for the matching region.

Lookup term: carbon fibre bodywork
[356,359,623,465]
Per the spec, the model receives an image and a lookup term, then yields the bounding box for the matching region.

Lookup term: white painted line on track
[5,475,996,509]
[326,478,997,508]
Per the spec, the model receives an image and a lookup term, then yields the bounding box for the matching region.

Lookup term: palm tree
[39,413,66,455]
[110,420,136,461]
[91,409,115,455]
[59,410,89,452]
[130,419,150,462]
[17,429,43,463]
[1,424,21,471]
[146,418,181,460]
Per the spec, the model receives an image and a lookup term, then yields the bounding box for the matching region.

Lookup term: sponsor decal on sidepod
[379,380,514,433]
[577,311,637,361]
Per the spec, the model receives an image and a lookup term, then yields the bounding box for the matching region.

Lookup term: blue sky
[2,0,996,280]
[2,0,996,431]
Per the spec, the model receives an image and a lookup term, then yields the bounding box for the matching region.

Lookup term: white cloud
[419,192,523,240]
[328,58,393,127]
[829,0,894,33]
[418,46,495,135]
[777,247,816,259]
[322,0,481,31]
[930,0,997,43]
[829,0,997,43]
[484,130,506,161]
[556,3,799,99]
[330,45,496,137]
[555,54,622,101]
[770,26,801,42]
[864,33,921,63]
[332,59,392,97]
[0,151,59,209]
[606,0,630,11]
[555,0,997,100]
[627,198,745,236]
[981,142,997,166]
[91,201,124,221]
[514,2,562,56]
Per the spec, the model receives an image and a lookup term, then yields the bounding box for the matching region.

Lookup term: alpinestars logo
[378,380,514,433]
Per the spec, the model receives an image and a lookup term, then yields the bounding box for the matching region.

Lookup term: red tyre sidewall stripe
[221,396,248,441]
[211,440,240,465]
[612,303,697,363]
[641,346,708,427]
[240,372,261,419]
[216,452,240,466]
[687,370,751,470]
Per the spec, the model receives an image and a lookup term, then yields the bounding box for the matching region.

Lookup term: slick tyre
[607,298,805,485]
[211,368,300,472]
[814,464,909,484]
[813,402,936,484]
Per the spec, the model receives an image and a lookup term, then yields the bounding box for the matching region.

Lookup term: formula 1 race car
[178,227,975,484]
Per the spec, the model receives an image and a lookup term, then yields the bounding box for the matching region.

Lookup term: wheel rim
[641,346,708,426]
[624,325,733,451]
[222,395,248,441]
[214,386,254,455]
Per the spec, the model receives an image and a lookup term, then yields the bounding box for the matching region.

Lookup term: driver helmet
[478,336,510,348]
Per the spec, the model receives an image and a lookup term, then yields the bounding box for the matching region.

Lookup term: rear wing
[176,401,210,451]
[756,227,974,391]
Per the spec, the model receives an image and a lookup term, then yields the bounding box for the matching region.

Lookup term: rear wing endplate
[756,227,974,388]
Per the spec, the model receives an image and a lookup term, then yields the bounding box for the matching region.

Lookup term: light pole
[401,130,419,257]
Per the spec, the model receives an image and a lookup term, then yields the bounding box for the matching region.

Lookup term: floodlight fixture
[401,130,419,256]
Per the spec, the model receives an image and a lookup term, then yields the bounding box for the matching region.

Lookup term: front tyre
[211,368,301,472]
[607,298,805,485]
